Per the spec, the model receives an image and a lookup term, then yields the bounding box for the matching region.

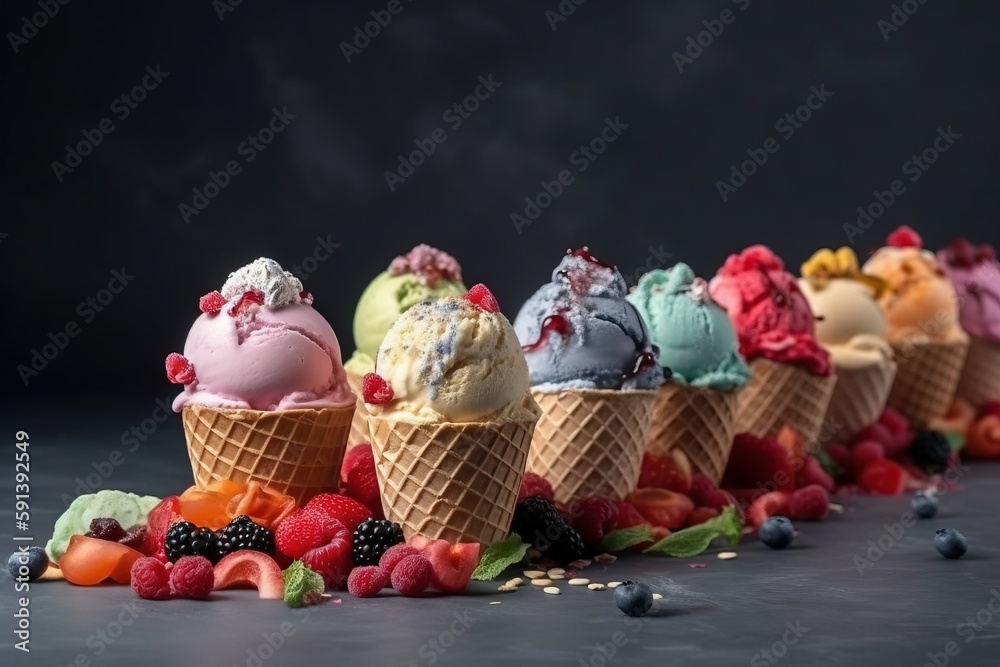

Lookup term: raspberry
[303,494,372,534]
[299,290,314,305]
[788,485,830,521]
[169,556,214,600]
[275,509,339,559]
[362,373,394,405]
[390,554,433,596]
[199,291,227,315]
[130,557,172,600]
[688,474,717,506]
[465,284,500,313]
[86,518,127,542]
[297,519,353,589]
[798,457,835,493]
[878,406,910,437]
[886,225,922,248]
[165,353,196,385]
[517,472,555,504]
[379,544,420,576]
[851,441,885,470]
[569,497,619,549]
[347,565,388,598]
[228,290,264,316]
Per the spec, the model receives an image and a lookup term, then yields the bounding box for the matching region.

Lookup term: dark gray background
[2,0,998,400]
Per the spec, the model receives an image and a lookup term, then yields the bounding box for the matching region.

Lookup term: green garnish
[471,534,529,581]
[602,525,655,552]
[283,560,325,607]
[643,505,742,557]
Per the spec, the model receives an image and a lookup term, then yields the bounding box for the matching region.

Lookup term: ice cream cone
[528,389,657,503]
[887,338,969,428]
[346,372,371,446]
[823,359,897,442]
[368,416,535,545]
[955,336,1000,407]
[644,383,738,484]
[182,404,355,506]
[736,359,837,449]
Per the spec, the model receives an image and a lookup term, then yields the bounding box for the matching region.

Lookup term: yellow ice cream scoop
[801,247,887,299]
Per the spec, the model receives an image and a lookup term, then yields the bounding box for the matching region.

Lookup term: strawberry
[722,433,796,493]
[165,353,196,385]
[303,493,371,534]
[275,509,341,559]
[340,446,384,520]
[851,440,885,469]
[612,500,647,529]
[517,472,555,504]
[747,491,791,529]
[362,373,394,405]
[569,497,619,548]
[408,537,480,593]
[788,484,830,521]
[858,459,907,495]
[626,489,694,530]
[638,452,692,494]
[464,284,500,313]
[798,457,835,493]
[886,225,923,248]
[686,506,721,527]
[198,291,227,315]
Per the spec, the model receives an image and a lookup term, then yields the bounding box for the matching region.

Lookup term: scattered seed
[718,552,738,560]
[829,503,845,514]
[497,584,517,592]
[568,578,590,586]
[505,577,523,587]
[549,574,565,580]
[546,568,566,577]
[607,581,623,588]
[489,601,501,605]
[524,570,546,579]
[543,586,561,595]
[652,593,664,600]
[531,578,553,587]
[588,583,607,591]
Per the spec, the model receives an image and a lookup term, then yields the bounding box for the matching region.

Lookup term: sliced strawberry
[638,452,692,494]
[165,353,196,385]
[362,373,394,405]
[747,491,791,529]
[228,290,264,316]
[626,488,694,530]
[409,537,480,593]
[465,284,500,313]
[886,225,922,248]
[858,459,907,495]
[212,551,284,599]
[142,496,183,561]
[198,291,227,315]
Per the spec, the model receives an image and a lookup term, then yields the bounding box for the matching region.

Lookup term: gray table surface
[2,402,999,667]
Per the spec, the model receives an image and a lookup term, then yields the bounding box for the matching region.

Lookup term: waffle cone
[346,373,371,445]
[888,338,969,428]
[182,404,355,506]
[823,359,897,442]
[368,416,536,545]
[955,336,1000,407]
[644,384,738,484]
[528,389,656,503]
[736,359,837,448]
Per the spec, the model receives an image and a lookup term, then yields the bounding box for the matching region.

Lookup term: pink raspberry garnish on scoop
[229,290,264,316]
[362,374,394,405]
[886,225,923,248]
[465,284,500,313]
[165,353,196,385]
[199,291,227,315]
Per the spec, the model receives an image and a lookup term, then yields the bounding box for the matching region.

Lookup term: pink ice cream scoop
[709,245,832,376]
[167,258,356,412]
[939,239,1000,343]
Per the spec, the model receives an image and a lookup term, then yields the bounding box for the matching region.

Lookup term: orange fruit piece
[965,415,1000,460]
[59,535,144,586]
[226,482,297,530]
[179,480,247,529]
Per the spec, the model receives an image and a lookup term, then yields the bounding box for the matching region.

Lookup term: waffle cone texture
[182,404,355,506]
[528,389,656,503]
[645,383,738,485]
[887,338,969,428]
[736,359,837,449]
[823,359,897,442]
[955,336,1000,407]
[368,415,536,545]
[346,372,371,446]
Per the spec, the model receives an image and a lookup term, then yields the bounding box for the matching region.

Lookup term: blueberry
[911,493,938,519]
[934,528,967,559]
[759,516,795,549]
[613,580,653,617]
[7,547,49,581]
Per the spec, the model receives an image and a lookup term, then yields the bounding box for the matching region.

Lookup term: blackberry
[908,430,951,473]
[511,497,586,562]
[352,519,404,566]
[164,521,220,563]
[86,518,127,542]
[216,515,275,558]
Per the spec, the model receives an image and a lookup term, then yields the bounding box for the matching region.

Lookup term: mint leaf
[813,446,843,478]
[944,430,965,453]
[283,560,325,607]
[472,534,529,581]
[643,505,742,557]
[602,526,655,553]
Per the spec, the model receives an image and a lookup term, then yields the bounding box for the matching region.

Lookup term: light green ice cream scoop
[45,490,161,563]
[627,264,750,391]
[346,245,466,375]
